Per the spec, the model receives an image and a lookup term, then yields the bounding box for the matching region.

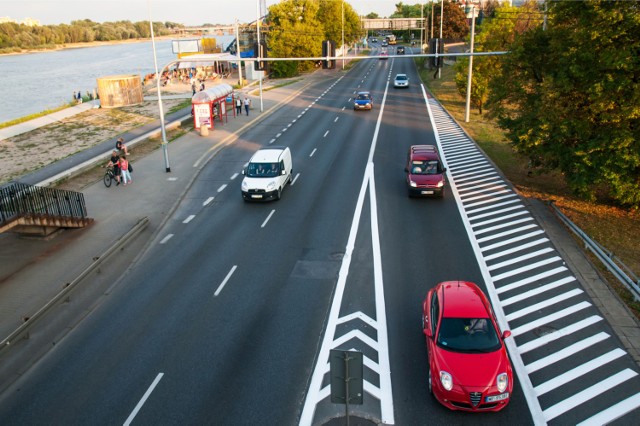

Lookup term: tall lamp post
[148,0,170,172]
[342,1,345,70]
[438,0,444,79]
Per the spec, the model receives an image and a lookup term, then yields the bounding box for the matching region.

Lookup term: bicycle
[103,165,115,187]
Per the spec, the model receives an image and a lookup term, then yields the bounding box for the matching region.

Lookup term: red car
[405,145,446,197]
[422,281,513,411]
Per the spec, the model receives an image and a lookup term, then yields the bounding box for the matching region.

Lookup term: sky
[1,0,399,27]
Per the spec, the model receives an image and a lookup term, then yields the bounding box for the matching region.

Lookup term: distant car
[422,281,513,412]
[405,145,446,197]
[381,40,388,47]
[371,37,378,43]
[353,92,373,110]
[379,50,388,60]
[393,73,409,88]
[396,46,405,54]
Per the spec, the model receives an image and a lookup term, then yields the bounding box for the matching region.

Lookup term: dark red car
[422,281,513,412]
[405,145,446,197]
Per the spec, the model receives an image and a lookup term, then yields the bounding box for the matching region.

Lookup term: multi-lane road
[0,46,639,425]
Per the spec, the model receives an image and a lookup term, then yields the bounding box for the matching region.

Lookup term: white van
[241,146,293,201]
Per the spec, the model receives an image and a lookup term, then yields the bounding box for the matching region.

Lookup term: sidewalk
[0,74,316,340]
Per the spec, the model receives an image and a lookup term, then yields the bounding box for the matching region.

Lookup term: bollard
[200,124,209,136]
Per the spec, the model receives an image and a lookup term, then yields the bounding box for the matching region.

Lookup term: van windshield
[247,162,280,178]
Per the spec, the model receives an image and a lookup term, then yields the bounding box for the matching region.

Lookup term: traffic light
[322,40,336,69]
[254,41,268,71]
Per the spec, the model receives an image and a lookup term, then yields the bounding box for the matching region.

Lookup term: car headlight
[266,181,276,191]
[437,180,444,188]
[409,180,417,188]
[440,371,453,391]
[241,180,248,191]
[497,373,508,393]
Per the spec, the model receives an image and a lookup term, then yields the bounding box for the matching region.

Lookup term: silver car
[393,73,409,88]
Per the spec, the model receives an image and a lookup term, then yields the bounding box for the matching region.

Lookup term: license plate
[486,392,509,403]
[251,194,263,199]
[421,190,434,195]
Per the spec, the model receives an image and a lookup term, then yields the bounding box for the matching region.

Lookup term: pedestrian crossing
[427,97,640,425]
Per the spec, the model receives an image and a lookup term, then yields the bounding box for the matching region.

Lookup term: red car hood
[410,173,443,186]
[434,347,510,388]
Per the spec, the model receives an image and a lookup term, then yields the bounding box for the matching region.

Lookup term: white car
[241,147,293,201]
[393,73,409,88]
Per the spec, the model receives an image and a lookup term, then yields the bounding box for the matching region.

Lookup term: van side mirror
[281,170,286,175]
[242,170,246,176]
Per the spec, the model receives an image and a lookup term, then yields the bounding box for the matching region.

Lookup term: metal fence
[0,182,88,227]
[550,202,640,302]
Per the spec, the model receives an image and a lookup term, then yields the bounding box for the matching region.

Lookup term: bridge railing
[0,182,88,228]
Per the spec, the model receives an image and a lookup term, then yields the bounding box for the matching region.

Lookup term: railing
[550,202,640,301]
[0,182,88,228]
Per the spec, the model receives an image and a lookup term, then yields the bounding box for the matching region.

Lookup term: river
[0,40,176,124]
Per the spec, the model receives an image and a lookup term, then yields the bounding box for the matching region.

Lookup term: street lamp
[148,0,170,172]
[438,0,444,79]
[342,1,345,70]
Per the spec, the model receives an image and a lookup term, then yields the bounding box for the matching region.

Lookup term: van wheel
[276,187,282,200]
[288,171,293,185]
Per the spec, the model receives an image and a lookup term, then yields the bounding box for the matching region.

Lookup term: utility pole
[438,0,444,79]
[465,6,476,123]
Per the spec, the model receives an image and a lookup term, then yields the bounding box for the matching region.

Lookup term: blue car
[354,92,373,110]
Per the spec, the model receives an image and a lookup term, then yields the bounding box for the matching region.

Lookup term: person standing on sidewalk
[115,137,129,156]
[106,150,121,185]
[119,155,132,186]
[235,97,242,115]
[244,97,250,116]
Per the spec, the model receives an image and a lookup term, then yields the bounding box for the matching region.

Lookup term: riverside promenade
[0,69,638,372]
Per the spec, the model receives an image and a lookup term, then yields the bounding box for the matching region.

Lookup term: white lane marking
[276,132,282,138]
[526,332,609,373]
[159,234,173,244]
[261,210,275,228]
[506,288,583,321]
[309,148,317,157]
[341,106,345,111]
[543,369,638,422]
[492,256,563,282]
[230,173,239,180]
[282,128,288,132]
[518,316,603,354]
[288,123,293,127]
[511,301,591,337]
[484,239,549,261]
[203,197,214,206]
[123,373,164,426]
[323,130,329,138]
[291,173,300,185]
[482,230,546,253]
[183,215,195,224]
[217,184,227,193]
[534,349,627,396]
[488,248,554,271]
[214,265,237,297]
[577,392,640,426]
[269,138,276,144]
[502,276,576,306]
[167,177,178,181]
[334,117,339,122]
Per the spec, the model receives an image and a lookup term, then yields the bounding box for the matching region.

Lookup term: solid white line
[323,130,329,138]
[526,332,609,373]
[543,369,638,421]
[506,288,583,321]
[534,349,627,396]
[123,373,164,426]
[203,197,214,206]
[217,184,227,193]
[502,276,576,306]
[159,234,173,244]
[488,248,554,271]
[309,148,317,157]
[577,392,640,426]
[512,301,591,337]
[518,316,603,354]
[214,265,237,297]
[261,210,275,228]
[291,173,300,185]
[183,215,195,224]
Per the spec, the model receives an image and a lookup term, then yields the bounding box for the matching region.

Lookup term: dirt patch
[0,84,191,185]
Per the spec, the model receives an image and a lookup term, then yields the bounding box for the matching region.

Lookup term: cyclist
[106,150,121,185]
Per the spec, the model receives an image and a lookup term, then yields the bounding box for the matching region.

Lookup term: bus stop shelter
[191,83,234,130]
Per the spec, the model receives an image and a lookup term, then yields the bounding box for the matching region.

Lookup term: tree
[487,0,640,207]
[317,0,362,45]
[431,0,469,40]
[267,0,325,77]
[454,1,542,114]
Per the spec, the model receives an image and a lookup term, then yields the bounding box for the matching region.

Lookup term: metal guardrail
[0,182,88,227]
[550,202,640,301]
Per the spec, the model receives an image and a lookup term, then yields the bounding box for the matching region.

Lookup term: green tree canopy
[487,0,640,207]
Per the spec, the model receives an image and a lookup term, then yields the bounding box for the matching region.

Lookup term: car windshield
[437,317,501,353]
[356,94,370,101]
[396,75,407,81]
[247,162,280,178]
[410,160,440,175]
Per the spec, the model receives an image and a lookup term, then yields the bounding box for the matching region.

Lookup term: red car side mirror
[423,327,432,338]
[502,330,511,339]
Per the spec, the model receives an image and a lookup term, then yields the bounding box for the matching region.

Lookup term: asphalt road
[0,46,638,426]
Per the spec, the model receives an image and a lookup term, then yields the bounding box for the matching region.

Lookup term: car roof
[395,74,407,78]
[439,281,490,318]
[357,91,371,96]
[410,145,440,161]
[250,147,287,162]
